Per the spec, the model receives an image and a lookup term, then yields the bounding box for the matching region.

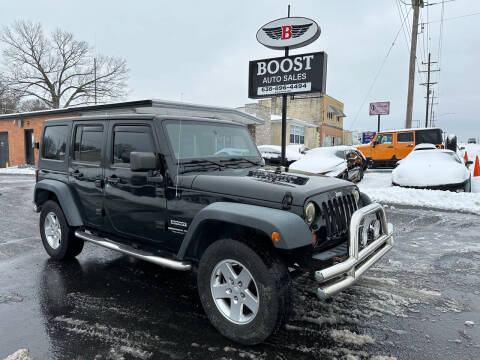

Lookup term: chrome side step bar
[75,230,192,271]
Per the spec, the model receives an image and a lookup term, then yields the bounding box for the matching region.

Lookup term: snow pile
[3,349,32,360]
[359,171,480,213]
[0,166,35,175]
[330,329,375,345]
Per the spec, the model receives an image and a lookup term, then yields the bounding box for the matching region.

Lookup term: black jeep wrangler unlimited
[34,114,393,345]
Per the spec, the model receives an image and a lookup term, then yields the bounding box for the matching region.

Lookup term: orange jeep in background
[357,128,443,168]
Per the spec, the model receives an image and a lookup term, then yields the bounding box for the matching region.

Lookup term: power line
[436,0,445,98]
[425,11,480,23]
[349,7,412,129]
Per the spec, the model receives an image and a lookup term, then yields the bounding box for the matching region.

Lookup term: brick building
[0,99,264,167]
[238,93,346,149]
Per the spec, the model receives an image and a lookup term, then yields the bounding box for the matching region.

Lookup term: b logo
[281,25,292,40]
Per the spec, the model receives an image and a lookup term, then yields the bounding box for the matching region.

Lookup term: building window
[337,116,341,122]
[289,125,305,144]
[327,112,334,120]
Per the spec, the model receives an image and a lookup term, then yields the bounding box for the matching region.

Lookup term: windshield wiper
[178,159,236,174]
[221,157,262,166]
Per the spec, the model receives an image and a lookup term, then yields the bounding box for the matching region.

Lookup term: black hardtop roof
[44,114,240,126]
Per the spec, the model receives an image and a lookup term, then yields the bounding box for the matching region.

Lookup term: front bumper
[315,203,393,298]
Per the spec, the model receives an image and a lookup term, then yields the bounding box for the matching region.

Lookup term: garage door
[0,132,9,168]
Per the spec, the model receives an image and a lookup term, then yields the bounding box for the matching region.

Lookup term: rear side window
[397,132,413,143]
[113,126,155,166]
[73,125,103,163]
[415,129,442,145]
[43,126,68,160]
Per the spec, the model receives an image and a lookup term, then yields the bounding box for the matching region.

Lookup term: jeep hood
[188,171,355,206]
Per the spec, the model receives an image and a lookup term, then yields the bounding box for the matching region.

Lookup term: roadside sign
[369,102,390,115]
[256,17,321,50]
[248,52,327,99]
[362,131,376,144]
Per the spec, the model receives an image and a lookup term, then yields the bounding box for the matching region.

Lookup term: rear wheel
[197,239,291,345]
[40,200,84,260]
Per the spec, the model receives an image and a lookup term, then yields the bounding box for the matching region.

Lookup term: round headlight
[305,202,316,225]
[353,189,360,203]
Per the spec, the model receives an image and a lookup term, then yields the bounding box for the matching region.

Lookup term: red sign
[369,102,390,115]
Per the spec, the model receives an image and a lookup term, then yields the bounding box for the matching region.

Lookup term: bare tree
[0,21,128,109]
[0,74,21,113]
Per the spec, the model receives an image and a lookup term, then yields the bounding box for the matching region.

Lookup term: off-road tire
[40,200,84,260]
[197,239,292,345]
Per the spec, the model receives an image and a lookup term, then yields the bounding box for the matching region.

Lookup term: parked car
[392,147,472,191]
[289,146,367,183]
[468,138,477,144]
[357,127,443,168]
[257,144,309,165]
[34,115,393,345]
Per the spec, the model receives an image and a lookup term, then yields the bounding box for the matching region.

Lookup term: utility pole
[405,0,423,128]
[94,57,97,105]
[429,90,435,127]
[420,53,439,127]
[281,5,290,167]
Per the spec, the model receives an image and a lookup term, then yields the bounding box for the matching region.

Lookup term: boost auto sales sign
[248,51,327,99]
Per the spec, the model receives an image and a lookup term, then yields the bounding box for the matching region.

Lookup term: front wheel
[40,200,84,260]
[197,239,291,345]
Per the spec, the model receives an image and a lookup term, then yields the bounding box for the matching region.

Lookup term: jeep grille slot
[321,194,357,239]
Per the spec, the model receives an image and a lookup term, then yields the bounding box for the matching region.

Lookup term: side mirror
[130,152,157,172]
[465,160,473,167]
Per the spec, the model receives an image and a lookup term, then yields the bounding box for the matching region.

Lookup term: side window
[43,125,68,160]
[397,132,413,143]
[377,134,393,144]
[73,125,103,163]
[113,126,155,166]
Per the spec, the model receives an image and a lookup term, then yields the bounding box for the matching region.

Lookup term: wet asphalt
[0,175,479,360]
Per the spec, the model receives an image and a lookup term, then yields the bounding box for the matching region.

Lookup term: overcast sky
[1,0,479,140]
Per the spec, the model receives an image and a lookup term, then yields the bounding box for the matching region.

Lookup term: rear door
[371,133,395,160]
[103,121,167,245]
[69,121,106,228]
[396,131,414,159]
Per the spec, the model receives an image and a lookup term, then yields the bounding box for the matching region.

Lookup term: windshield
[410,151,462,164]
[165,121,260,160]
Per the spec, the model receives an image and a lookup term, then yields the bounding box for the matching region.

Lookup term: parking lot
[1,174,479,360]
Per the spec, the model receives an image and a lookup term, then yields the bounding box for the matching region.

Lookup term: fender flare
[34,180,83,227]
[176,202,313,260]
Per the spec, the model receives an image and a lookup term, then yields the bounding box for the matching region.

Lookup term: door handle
[387,146,394,148]
[71,170,83,178]
[106,175,119,185]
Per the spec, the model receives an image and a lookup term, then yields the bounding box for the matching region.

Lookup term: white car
[289,146,367,183]
[392,148,471,191]
[257,144,309,164]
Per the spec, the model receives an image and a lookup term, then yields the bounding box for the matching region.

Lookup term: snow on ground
[3,349,33,360]
[0,166,35,175]
[359,170,480,213]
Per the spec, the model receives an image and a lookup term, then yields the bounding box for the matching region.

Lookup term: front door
[68,121,106,228]
[371,133,395,161]
[0,132,9,168]
[25,129,35,165]
[104,121,167,245]
[396,131,414,159]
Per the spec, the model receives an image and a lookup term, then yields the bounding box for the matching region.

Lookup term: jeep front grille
[321,194,358,239]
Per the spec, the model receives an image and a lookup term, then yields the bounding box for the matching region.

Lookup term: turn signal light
[312,233,317,247]
[271,231,280,243]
